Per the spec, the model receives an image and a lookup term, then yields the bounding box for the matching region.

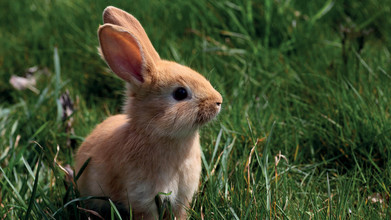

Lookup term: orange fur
[75,6,222,219]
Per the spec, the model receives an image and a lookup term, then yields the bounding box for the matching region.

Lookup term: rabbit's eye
[173,87,188,101]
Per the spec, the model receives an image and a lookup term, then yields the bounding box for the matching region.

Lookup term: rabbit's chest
[153,160,197,205]
[157,152,202,205]
[155,171,181,205]
[124,154,201,209]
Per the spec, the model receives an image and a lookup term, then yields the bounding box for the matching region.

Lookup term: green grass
[1,0,391,219]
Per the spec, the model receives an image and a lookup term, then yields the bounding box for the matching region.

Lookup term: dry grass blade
[244,145,255,191]
[77,206,104,220]
[244,137,265,191]
[274,151,288,186]
[210,150,224,177]
[54,145,75,186]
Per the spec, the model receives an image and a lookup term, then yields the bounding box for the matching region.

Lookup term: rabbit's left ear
[98,24,151,86]
[102,6,160,62]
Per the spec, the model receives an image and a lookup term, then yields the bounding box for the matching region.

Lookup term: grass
[1,0,391,219]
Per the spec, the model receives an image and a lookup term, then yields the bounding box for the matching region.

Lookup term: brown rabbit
[75,6,222,219]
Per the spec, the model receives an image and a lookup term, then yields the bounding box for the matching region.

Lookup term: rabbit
[75,6,222,220]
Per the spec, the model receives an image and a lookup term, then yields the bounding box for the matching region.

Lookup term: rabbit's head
[99,6,222,139]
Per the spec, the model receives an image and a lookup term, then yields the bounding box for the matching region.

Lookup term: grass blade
[75,157,91,181]
[24,154,42,220]
[310,0,335,24]
[0,166,26,207]
[53,46,62,122]
[109,199,123,220]
[52,196,108,217]
[210,128,222,165]
[327,172,332,219]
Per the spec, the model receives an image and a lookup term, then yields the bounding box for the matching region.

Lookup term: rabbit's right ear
[98,24,153,86]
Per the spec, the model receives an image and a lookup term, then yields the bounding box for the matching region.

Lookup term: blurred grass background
[1,0,390,219]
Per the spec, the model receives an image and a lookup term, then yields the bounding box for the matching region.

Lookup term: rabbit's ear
[99,24,152,85]
[102,6,160,62]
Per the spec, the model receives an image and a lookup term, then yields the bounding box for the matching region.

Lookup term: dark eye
[173,87,188,101]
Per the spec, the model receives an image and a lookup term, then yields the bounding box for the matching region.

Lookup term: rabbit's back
[75,114,129,200]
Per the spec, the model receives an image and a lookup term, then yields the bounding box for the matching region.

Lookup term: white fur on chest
[124,147,201,214]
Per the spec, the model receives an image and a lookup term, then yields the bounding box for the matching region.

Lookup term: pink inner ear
[111,51,144,83]
[100,28,144,83]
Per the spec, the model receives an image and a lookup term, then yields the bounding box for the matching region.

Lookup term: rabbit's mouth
[195,100,222,125]
[195,111,220,125]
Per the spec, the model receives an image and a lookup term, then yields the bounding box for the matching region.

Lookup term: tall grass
[1,0,390,219]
